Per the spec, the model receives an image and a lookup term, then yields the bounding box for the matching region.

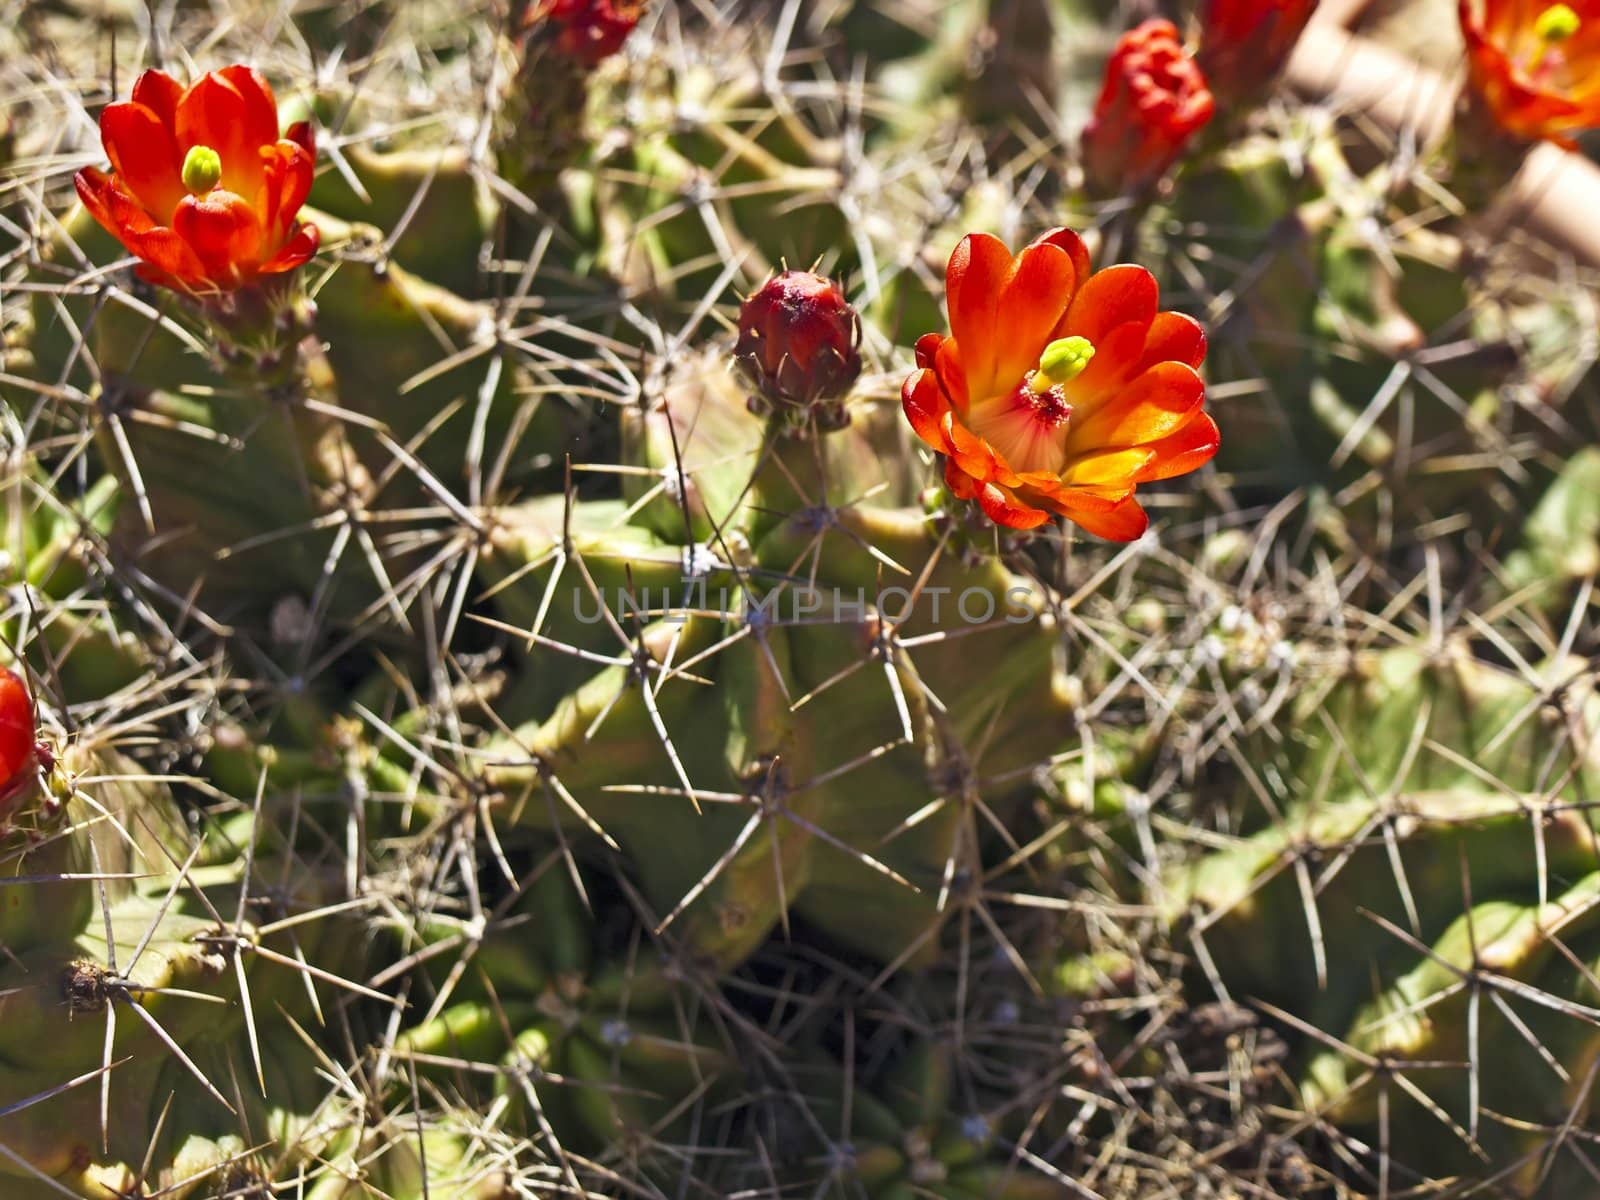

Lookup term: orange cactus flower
[1081,20,1215,194]
[1459,0,1600,146]
[1197,0,1320,104]
[902,229,1219,539]
[74,67,319,294]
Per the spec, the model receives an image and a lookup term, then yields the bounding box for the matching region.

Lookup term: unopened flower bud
[735,271,863,426]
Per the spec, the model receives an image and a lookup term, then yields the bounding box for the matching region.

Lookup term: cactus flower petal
[902,228,1218,539]
[1460,0,1600,145]
[74,66,318,294]
[0,668,36,825]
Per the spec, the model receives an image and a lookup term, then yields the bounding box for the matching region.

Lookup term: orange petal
[1059,264,1159,345]
[101,101,186,222]
[902,367,953,449]
[976,482,1052,530]
[130,69,183,125]
[1132,411,1220,482]
[1136,312,1207,372]
[932,337,971,413]
[174,190,264,285]
[1032,227,1092,288]
[1061,494,1150,542]
[258,223,320,275]
[943,411,1026,488]
[75,168,208,287]
[990,239,1082,393]
[175,69,275,202]
[914,332,944,370]
[944,458,982,500]
[259,139,315,241]
[946,233,1016,401]
[1063,320,1151,407]
[1062,446,1158,487]
[1068,361,1206,449]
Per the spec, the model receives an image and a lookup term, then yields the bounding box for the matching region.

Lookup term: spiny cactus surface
[2,0,1600,1197]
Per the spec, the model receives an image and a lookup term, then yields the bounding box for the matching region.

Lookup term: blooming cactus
[74,67,319,294]
[1081,20,1215,194]
[901,228,1219,538]
[1459,0,1600,146]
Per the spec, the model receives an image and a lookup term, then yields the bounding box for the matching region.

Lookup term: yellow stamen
[181,145,222,194]
[1535,3,1580,41]
[1028,336,1096,392]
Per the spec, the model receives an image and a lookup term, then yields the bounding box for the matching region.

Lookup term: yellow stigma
[1535,3,1580,41]
[1029,336,1096,391]
[181,145,222,194]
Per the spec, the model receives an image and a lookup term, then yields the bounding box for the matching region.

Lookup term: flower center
[181,145,223,194]
[969,336,1098,475]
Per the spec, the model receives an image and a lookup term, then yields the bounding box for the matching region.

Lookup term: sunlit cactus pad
[2,0,1600,1196]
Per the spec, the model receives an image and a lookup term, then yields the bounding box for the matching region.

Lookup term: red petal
[1137,312,1207,371]
[130,69,183,125]
[990,240,1082,395]
[1132,411,1220,482]
[285,119,316,158]
[1062,495,1150,542]
[932,338,971,413]
[1069,361,1206,449]
[944,458,982,500]
[175,69,275,202]
[902,368,952,449]
[977,482,1051,530]
[1032,227,1093,288]
[174,190,264,286]
[100,101,185,221]
[946,233,1015,401]
[259,139,315,241]
[1059,264,1160,345]
[259,223,320,274]
[75,168,209,288]
[74,167,122,239]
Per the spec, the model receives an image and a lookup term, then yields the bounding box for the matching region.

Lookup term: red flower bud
[0,667,37,827]
[1081,20,1216,195]
[735,271,863,428]
[1197,0,1320,105]
[533,0,645,66]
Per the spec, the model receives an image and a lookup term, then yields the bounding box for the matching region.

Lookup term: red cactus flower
[902,228,1219,539]
[736,271,862,423]
[1081,19,1216,194]
[0,667,37,824]
[1197,0,1320,103]
[74,67,319,294]
[1459,0,1600,147]
[535,0,645,65]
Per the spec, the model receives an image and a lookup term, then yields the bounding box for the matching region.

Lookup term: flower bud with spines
[734,270,863,433]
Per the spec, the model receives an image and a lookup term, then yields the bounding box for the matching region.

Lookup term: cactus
[5,0,1600,1196]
